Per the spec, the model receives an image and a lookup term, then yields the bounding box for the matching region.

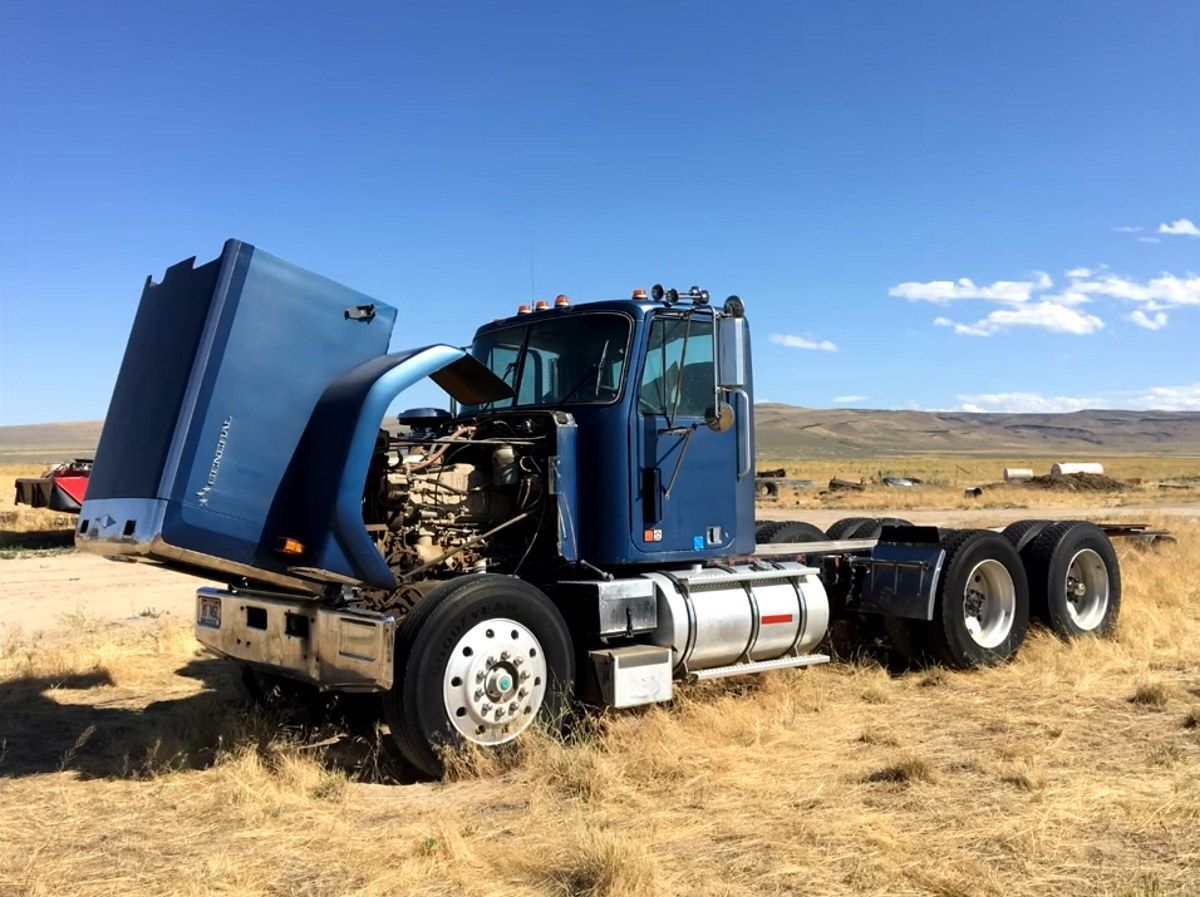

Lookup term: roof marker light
[517,304,532,314]
[534,300,550,311]
[555,294,571,307]
[631,288,647,299]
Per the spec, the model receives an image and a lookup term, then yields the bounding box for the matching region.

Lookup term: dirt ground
[1,507,1198,897]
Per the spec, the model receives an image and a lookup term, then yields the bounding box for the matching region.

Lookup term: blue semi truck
[76,241,1122,775]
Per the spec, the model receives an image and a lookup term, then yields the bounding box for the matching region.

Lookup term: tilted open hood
[77,239,511,592]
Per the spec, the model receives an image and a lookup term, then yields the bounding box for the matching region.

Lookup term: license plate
[198,596,222,628]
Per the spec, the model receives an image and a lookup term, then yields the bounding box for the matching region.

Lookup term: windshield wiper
[557,339,611,405]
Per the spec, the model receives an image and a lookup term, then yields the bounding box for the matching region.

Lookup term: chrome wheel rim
[962,559,1016,649]
[1064,548,1109,631]
[442,618,547,745]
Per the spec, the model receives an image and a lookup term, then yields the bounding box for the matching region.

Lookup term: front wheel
[382,574,575,777]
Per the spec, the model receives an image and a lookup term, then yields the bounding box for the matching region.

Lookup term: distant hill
[2,406,1198,464]
[0,421,103,463]
[755,404,1200,458]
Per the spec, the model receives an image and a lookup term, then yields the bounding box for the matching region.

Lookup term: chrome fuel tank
[646,562,829,674]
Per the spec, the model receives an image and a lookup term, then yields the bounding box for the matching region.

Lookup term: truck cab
[461,292,755,566]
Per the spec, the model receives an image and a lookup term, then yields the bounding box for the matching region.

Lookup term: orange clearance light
[517,304,532,314]
[631,288,647,299]
[277,537,305,556]
[555,294,571,307]
[534,300,550,311]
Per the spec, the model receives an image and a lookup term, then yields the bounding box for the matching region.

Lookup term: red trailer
[14,459,91,513]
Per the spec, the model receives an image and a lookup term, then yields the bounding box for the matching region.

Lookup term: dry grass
[0,463,77,552]
[1,517,1199,896]
[756,455,1200,512]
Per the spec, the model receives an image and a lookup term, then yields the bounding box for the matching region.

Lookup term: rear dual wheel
[886,530,1030,669]
[1020,521,1120,639]
[382,574,574,777]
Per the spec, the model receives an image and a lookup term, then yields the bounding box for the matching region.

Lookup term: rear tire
[924,530,1030,668]
[826,517,868,540]
[851,517,914,538]
[1023,522,1120,639]
[759,520,828,544]
[382,574,575,777]
[883,617,928,666]
[1002,519,1052,553]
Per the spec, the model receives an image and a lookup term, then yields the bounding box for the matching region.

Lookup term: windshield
[464,313,631,411]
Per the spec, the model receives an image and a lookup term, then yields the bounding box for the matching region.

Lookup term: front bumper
[195,587,396,691]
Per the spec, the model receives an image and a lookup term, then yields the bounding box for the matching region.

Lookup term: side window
[486,341,523,409]
[638,316,714,418]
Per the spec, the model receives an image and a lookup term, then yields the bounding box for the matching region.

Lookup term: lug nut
[475,671,485,683]
[481,703,491,714]
[486,656,495,666]
[509,701,518,714]
[494,708,504,720]
[500,650,510,660]
[474,688,484,700]
[513,656,524,667]
[519,670,530,681]
[518,688,527,698]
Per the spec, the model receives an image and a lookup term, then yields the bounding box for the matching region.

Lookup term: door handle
[731,388,752,478]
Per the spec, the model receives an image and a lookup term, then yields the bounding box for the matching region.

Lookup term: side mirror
[716,316,747,389]
[705,401,735,432]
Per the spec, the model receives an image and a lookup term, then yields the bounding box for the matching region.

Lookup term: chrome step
[690,653,830,681]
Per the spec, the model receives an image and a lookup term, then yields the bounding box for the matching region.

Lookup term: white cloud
[1112,226,1142,233]
[1158,218,1200,237]
[897,265,1199,338]
[1129,309,1168,331]
[888,272,1050,304]
[1067,272,1200,307]
[769,333,838,352]
[955,383,1200,413]
[833,395,867,403]
[940,301,1105,337]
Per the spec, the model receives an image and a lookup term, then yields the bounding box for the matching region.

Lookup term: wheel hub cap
[1064,549,1109,631]
[961,559,1017,649]
[443,618,548,746]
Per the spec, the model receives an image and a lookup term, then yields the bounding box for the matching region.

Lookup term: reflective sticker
[643,528,663,542]
[761,614,794,625]
[693,535,705,550]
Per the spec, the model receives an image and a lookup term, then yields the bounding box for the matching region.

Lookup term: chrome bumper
[195,587,396,691]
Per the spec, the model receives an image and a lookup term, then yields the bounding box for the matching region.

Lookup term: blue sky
[1,1,1197,425]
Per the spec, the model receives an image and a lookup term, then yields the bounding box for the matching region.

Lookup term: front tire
[382,574,575,777]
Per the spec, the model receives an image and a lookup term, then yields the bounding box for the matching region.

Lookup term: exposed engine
[366,412,559,582]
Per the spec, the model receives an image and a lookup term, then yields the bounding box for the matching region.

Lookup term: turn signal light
[517,304,532,314]
[277,537,305,556]
[632,288,647,299]
[555,294,571,307]
[534,300,550,311]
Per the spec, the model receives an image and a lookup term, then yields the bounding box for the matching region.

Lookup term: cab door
[632,310,741,557]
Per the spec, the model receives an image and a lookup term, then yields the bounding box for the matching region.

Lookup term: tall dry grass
[1,518,1198,895]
